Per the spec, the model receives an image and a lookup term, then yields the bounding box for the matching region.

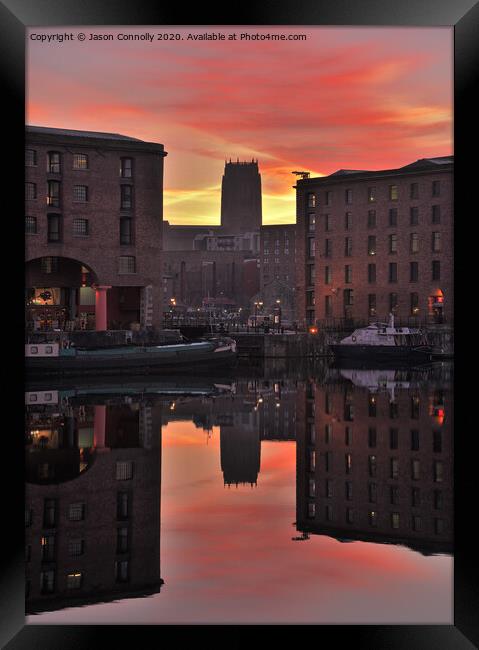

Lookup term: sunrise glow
[27,26,452,225]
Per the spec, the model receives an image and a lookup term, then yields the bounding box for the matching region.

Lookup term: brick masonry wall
[25,131,166,325]
[296,166,453,326]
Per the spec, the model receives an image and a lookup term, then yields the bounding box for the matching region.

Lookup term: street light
[274,299,282,332]
[253,301,263,332]
[169,298,175,322]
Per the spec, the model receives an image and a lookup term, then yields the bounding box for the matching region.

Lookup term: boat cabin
[340,315,428,348]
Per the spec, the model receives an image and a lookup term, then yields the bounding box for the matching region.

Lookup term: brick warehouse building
[25,126,167,331]
[295,157,453,329]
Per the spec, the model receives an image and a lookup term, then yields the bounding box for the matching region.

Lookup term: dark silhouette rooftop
[26,125,144,141]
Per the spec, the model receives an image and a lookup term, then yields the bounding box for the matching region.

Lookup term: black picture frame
[1,0,477,647]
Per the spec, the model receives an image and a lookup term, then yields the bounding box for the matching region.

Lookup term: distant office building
[221,160,262,233]
[162,250,260,311]
[295,157,453,328]
[162,222,219,251]
[25,126,167,330]
[194,231,260,253]
[257,224,297,324]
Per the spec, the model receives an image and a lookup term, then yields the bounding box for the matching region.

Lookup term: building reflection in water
[25,391,163,614]
[25,363,453,616]
[161,379,297,487]
[295,366,453,555]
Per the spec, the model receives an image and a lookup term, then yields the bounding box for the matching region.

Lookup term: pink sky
[26,26,452,225]
[30,421,452,624]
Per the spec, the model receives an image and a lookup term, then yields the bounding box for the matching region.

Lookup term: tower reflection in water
[25,363,453,615]
[25,392,163,614]
[160,378,297,487]
[295,366,453,555]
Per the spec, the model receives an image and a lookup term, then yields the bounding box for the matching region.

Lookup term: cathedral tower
[220,159,262,233]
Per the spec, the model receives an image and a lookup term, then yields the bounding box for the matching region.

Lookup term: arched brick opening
[25,256,100,331]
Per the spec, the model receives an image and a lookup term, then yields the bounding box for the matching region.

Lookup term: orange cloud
[27,26,452,225]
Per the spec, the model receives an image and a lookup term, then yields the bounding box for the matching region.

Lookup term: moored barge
[25,337,237,375]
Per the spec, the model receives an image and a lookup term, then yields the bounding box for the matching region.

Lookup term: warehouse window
[410,262,419,282]
[68,503,85,521]
[410,233,419,253]
[118,256,136,274]
[116,461,134,480]
[120,218,133,245]
[73,218,89,236]
[389,234,398,254]
[66,572,83,590]
[47,214,62,242]
[73,153,89,170]
[25,216,37,234]
[121,158,133,178]
[47,151,61,174]
[73,185,88,202]
[25,149,37,166]
[25,182,37,200]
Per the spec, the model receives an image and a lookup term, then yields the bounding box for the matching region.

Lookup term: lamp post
[274,299,282,332]
[254,301,263,332]
[169,297,176,327]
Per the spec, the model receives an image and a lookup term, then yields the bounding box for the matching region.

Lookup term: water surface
[25,363,453,624]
